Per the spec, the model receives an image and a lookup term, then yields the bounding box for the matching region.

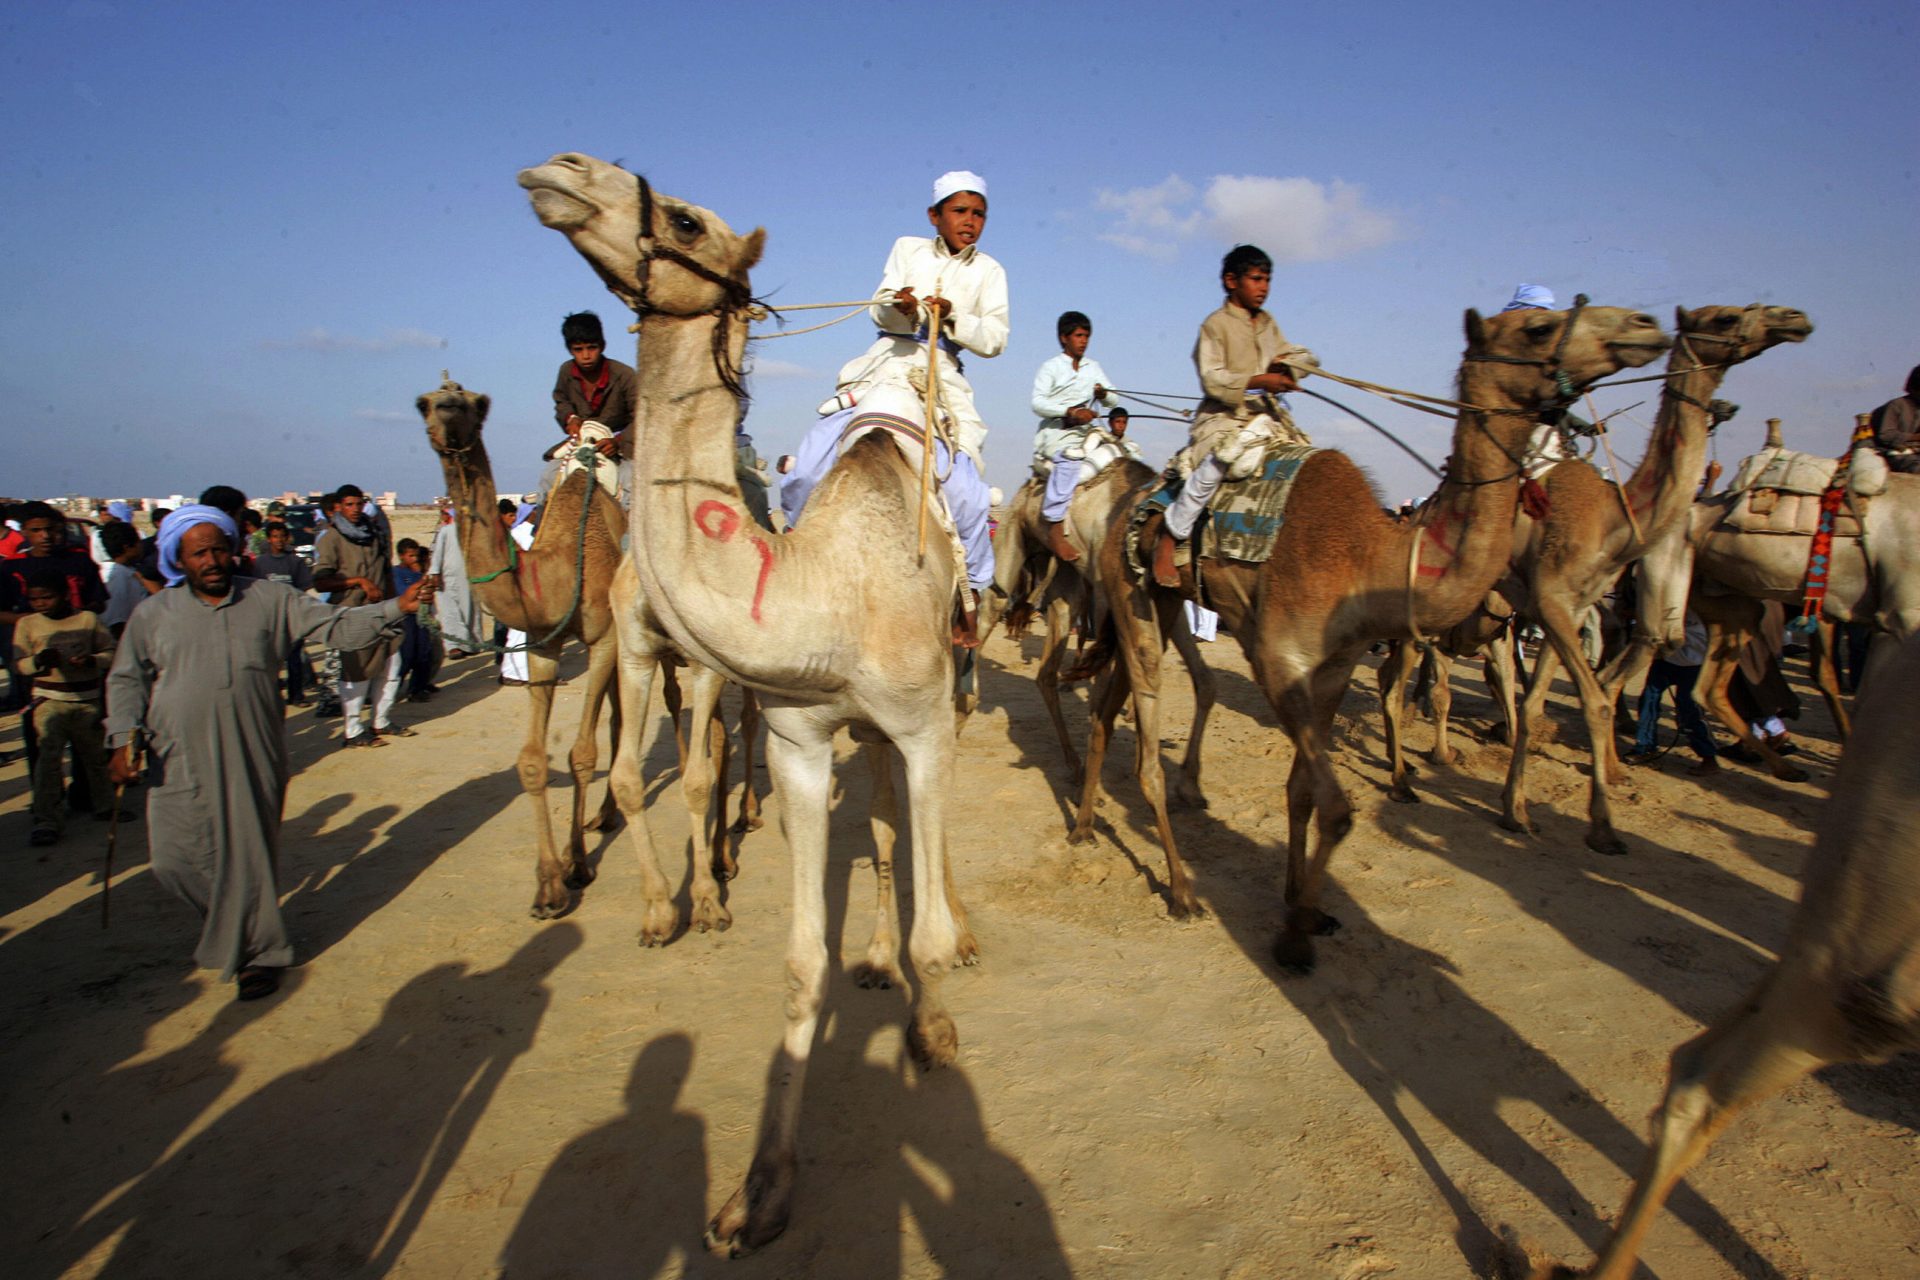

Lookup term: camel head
[1675,303,1814,365]
[416,374,491,456]
[517,152,765,318]
[1462,302,1669,406]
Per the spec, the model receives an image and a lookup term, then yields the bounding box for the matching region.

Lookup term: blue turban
[106,500,133,522]
[1502,283,1556,312]
[157,504,239,586]
[513,502,537,527]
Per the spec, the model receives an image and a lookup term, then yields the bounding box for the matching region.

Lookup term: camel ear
[1675,305,1693,330]
[415,394,432,420]
[473,394,491,422]
[739,227,766,271]
[1463,308,1487,350]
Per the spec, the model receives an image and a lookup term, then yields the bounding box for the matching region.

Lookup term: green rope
[424,444,602,657]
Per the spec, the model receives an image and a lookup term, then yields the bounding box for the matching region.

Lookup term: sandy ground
[3,552,1915,1277]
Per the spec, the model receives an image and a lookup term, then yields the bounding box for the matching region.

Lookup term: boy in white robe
[1030,310,1119,562]
[782,170,1007,615]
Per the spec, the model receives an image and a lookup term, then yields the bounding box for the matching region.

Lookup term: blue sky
[3,1,1913,507]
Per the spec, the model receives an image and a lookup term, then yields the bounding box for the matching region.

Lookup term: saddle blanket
[1720,488,1863,539]
[1131,444,1320,575]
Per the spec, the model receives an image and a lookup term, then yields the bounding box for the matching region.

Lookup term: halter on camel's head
[608,172,767,402]
[416,372,491,456]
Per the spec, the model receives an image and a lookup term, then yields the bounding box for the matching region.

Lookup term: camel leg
[854,741,905,989]
[1538,599,1630,855]
[681,665,733,936]
[1166,601,1216,809]
[1264,659,1354,974]
[895,722,963,1066]
[564,632,621,884]
[1556,979,1826,1280]
[1500,628,1566,838]
[585,664,624,834]
[1377,640,1422,803]
[1067,659,1130,845]
[521,645,573,919]
[661,659,687,773]
[1037,594,1083,785]
[705,720,834,1259]
[1480,629,1518,751]
[1809,619,1853,742]
[1697,622,1808,783]
[1126,600,1203,918]
[729,687,764,840]
[1430,647,1466,762]
[608,641,681,947]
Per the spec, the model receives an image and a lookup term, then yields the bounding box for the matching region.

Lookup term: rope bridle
[618,171,758,401]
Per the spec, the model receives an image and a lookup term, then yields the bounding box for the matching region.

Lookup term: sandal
[235,967,281,1001]
[377,724,418,738]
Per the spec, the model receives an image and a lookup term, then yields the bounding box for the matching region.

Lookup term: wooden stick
[916,290,943,560]
[101,781,124,928]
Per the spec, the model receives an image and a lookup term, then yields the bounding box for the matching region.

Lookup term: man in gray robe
[426,509,485,656]
[107,508,431,998]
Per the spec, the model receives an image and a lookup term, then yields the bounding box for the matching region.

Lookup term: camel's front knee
[515,748,550,795]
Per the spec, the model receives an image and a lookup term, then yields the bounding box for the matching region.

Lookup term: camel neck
[626,307,787,682]
[440,437,528,622]
[1620,341,1728,544]
[1410,363,1537,628]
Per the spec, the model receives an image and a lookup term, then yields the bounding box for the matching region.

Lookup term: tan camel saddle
[1719,443,1887,538]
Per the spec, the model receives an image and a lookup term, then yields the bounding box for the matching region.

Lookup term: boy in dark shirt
[392,540,439,702]
[255,521,317,704]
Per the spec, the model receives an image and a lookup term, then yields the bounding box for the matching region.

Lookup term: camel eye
[1523,321,1555,340]
[669,210,701,237]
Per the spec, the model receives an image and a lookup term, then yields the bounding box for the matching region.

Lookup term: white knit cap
[932,170,987,206]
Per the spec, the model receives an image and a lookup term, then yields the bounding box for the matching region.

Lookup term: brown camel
[418,379,754,924]
[520,152,973,1256]
[417,378,626,917]
[990,464,1216,799]
[1382,304,1812,852]
[1528,630,1920,1280]
[1610,413,1920,781]
[1078,300,1669,969]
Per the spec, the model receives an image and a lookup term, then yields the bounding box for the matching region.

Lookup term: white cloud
[1095,174,1402,262]
[262,328,448,353]
[352,408,415,422]
[747,358,814,380]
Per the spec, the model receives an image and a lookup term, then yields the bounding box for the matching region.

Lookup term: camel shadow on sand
[33,926,581,1279]
[1047,644,1791,1279]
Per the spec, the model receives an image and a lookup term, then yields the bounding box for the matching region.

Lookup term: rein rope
[424,442,601,656]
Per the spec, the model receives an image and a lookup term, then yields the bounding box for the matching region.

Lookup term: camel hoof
[1065,826,1096,847]
[1426,748,1457,768]
[729,813,764,834]
[712,854,740,883]
[637,900,678,948]
[1168,894,1209,921]
[528,895,570,921]
[1273,930,1317,976]
[1497,813,1535,836]
[583,809,624,834]
[1585,830,1628,857]
[853,961,902,990]
[564,864,595,890]
[705,1153,795,1258]
[908,1008,960,1069]
[691,898,733,934]
[1388,783,1421,805]
[954,930,982,966]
